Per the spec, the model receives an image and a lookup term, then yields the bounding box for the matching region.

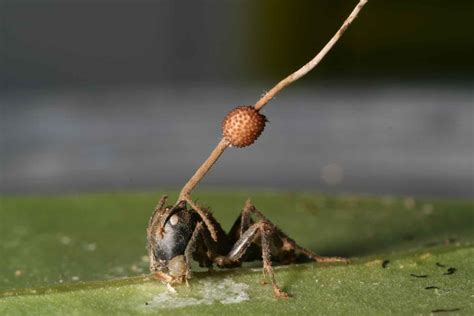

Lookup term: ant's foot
[314,255,350,264]
[273,286,290,300]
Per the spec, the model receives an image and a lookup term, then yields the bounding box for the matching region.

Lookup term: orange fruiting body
[222,106,266,148]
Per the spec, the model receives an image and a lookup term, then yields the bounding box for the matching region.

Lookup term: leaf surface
[1,192,472,314]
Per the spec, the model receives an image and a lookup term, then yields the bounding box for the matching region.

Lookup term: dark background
[1,0,473,197]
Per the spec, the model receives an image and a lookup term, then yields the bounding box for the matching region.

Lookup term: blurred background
[1,0,473,197]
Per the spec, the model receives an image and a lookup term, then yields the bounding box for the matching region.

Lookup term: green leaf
[1,192,473,314]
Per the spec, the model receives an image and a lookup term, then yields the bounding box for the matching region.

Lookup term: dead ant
[147,197,348,299]
[146,0,367,299]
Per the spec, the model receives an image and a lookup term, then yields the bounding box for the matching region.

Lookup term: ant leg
[185,220,223,272]
[227,199,255,242]
[184,197,220,242]
[244,201,349,264]
[216,221,290,299]
[159,198,225,245]
[239,199,256,235]
[183,222,207,280]
[148,196,168,227]
[147,196,168,237]
[261,222,290,299]
[147,196,169,272]
[293,245,349,263]
[227,198,274,242]
[154,222,214,284]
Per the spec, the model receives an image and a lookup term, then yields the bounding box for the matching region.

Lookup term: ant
[147,196,348,299]
[146,0,367,299]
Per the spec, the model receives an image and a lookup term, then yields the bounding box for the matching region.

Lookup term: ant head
[147,198,199,282]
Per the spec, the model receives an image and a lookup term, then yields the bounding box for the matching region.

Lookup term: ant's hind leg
[216,221,290,299]
[227,199,272,241]
[260,222,290,299]
[227,199,255,242]
[294,245,349,264]
[242,201,350,264]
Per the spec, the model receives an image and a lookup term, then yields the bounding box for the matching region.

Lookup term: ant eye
[169,214,179,226]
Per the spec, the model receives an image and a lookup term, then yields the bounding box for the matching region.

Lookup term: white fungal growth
[166,283,177,294]
[83,242,97,251]
[146,277,249,309]
[59,235,71,245]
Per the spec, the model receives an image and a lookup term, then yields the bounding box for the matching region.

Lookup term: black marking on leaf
[425,286,439,290]
[443,267,457,275]
[436,262,446,268]
[431,308,460,313]
[410,273,428,278]
[382,260,390,268]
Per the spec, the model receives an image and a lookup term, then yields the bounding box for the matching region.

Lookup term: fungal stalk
[177,0,368,240]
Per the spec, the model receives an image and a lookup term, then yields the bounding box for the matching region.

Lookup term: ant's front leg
[186,217,231,271]
[182,196,220,242]
[182,222,204,281]
[182,221,221,279]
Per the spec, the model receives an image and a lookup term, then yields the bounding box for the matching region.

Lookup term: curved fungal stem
[176,0,369,239]
[254,0,368,111]
[178,138,230,202]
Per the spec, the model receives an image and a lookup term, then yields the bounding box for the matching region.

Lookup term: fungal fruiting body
[222,106,266,147]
